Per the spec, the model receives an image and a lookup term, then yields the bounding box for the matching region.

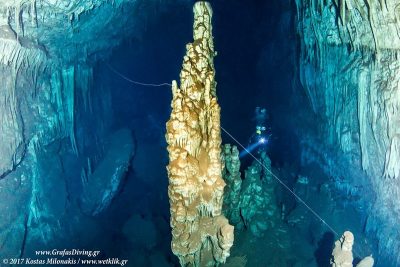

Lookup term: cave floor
[225,161,375,267]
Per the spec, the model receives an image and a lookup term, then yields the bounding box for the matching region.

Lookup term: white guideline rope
[107,64,172,87]
[106,62,371,259]
[220,125,340,237]
[224,124,370,259]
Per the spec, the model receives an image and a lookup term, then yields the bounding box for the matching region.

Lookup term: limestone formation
[0,0,145,258]
[80,129,135,216]
[221,148,279,237]
[238,152,278,236]
[331,231,354,267]
[330,231,374,267]
[221,144,242,225]
[0,0,142,177]
[0,1,144,190]
[356,256,375,267]
[296,0,400,263]
[165,2,234,266]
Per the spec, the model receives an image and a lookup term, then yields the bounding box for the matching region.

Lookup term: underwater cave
[0,0,398,266]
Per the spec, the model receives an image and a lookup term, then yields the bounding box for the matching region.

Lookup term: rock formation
[331,231,374,267]
[296,0,400,263]
[165,2,234,266]
[221,144,279,237]
[0,0,153,259]
[238,152,279,236]
[331,231,355,267]
[221,144,242,225]
[80,129,135,216]
[0,1,147,178]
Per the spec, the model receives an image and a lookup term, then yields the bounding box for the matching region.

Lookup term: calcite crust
[165,2,233,266]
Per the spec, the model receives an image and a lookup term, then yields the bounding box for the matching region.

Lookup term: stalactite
[383,132,400,179]
[50,70,65,134]
[0,0,145,257]
[87,157,92,176]
[340,0,347,25]
[0,56,25,177]
[357,67,371,171]
[61,66,78,155]
[77,64,93,113]
[366,1,378,56]
[26,136,40,237]
[81,167,88,185]
[379,0,386,11]
[297,0,400,264]
[31,0,38,28]
[0,41,47,75]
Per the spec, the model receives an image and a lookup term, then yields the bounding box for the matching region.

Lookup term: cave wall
[0,0,145,184]
[0,0,162,257]
[296,0,400,264]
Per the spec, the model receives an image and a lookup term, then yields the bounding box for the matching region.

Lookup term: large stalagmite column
[165,2,234,266]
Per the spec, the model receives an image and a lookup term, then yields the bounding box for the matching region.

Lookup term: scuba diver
[251,107,272,152]
[239,107,272,158]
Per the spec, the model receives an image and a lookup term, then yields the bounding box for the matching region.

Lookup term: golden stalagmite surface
[165,2,234,266]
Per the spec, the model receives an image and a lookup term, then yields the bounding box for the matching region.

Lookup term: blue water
[93,0,381,265]
[12,0,388,266]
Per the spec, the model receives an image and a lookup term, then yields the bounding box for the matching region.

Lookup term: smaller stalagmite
[221,144,242,225]
[330,231,374,267]
[238,152,278,236]
[331,231,354,267]
[165,2,234,266]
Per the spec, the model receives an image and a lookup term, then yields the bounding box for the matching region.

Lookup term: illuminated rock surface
[165,2,234,266]
[331,231,374,267]
[0,0,398,265]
